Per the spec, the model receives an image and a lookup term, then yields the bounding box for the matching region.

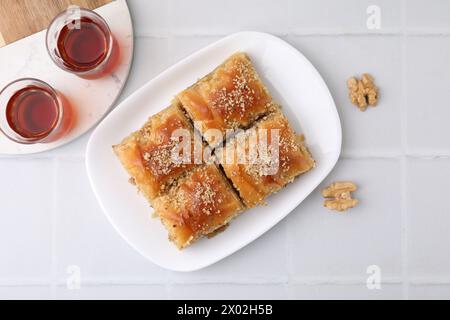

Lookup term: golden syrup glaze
[153,164,245,249]
[177,52,273,146]
[113,103,202,201]
[220,108,315,208]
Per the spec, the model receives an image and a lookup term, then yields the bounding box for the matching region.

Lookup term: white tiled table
[1,0,449,300]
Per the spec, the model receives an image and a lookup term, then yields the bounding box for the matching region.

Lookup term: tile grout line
[4,276,450,288]
[286,0,294,38]
[400,0,409,300]
[285,220,293,290]
[400,152,408,300]
[133,31,450,39]
[290,276,403,285]
[50,157,59,299]
[166,0,174,299]
[286,0,298,287]
[285,0,293,289]
[167,0,174,62]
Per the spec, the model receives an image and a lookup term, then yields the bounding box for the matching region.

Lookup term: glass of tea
[0,79,72,144]
[46,7,118,79]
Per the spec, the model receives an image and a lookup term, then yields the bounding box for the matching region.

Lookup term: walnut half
[322,181,359,212]
[347,73,379,111]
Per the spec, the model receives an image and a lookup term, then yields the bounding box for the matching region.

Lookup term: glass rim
[45,7,114,76]
[0,78,64,144]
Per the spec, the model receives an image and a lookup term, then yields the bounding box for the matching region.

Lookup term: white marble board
[0,0,133,155]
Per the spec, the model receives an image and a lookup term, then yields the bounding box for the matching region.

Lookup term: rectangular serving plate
[86,31,341,272]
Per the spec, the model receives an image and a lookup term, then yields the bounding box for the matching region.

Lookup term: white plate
[86,31,341,272]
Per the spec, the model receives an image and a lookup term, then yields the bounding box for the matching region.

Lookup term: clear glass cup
[0,78,72,144]
[46,7,118,79]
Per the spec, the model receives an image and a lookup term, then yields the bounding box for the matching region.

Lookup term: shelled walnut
[347,73,379,111]
[322,181,358,212]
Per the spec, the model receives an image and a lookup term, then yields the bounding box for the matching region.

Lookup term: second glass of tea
[46,7,118,79]
[0,78,73,144]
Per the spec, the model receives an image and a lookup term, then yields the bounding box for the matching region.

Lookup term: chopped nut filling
[207,224,229,239]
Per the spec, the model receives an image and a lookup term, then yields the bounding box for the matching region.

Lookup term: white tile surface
[289,284,402,300]
[170,0,290,35]
[0,158,53,283]
[407,159,450,278]
[0,286,51,300]
[287,158,402,279]
[405,36,450,155]
[289,0,402,33]
[405,0,450,32]
[409,284,450,300]
[169,284,288,300]
[1,0,450,299]
[54,159,168,283]
[169,222,288,283]
[117,37,170,104]
[287,35,403,156]
[55,284,168,300]
[45,130,92,157]
[168,36,222,64]
[128,0,170,36]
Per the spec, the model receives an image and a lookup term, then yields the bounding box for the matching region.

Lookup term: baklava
[152,164,245,249]
[113,100,204,203]
[218,107,315,208]
[113,52,316,249]
[177,52,275,147]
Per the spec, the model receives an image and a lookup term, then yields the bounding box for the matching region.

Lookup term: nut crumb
[322,181,358,212]
[347,73,379,111]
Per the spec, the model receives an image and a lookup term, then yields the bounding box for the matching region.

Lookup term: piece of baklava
[113,100,204,203]
[177,52,275,147]
[152,164,245,249]
[218,107,315,208]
